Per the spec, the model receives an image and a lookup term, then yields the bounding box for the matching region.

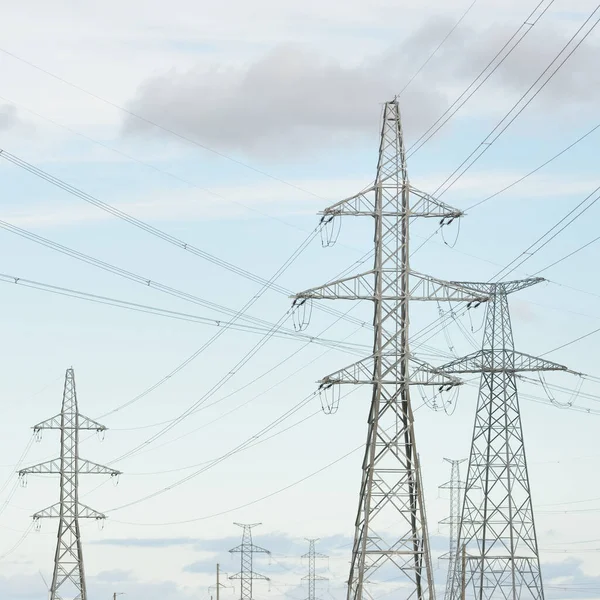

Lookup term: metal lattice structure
[439,459,466,600]
[293,99,487,600]
[302,538,328,600]
[19,368,120,600]
[229,523,270,600]
[436,280,569,600]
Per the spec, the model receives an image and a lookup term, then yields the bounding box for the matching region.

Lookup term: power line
[494,184,600,281]
[0,93,309,233]
[0,271,367,354]
[105,388,323,512]
[396,0,480,97]
[407,0,555,157]
[0,46,325,200]
[433,4,600,197]
[107,308,295,464]
[465,121,600,211]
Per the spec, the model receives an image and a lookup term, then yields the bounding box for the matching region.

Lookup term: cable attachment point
[34,428,43,443]
[318,380,340,415]
[292,297,313,332]
[438,383,457,393]
[19,473,28,488]
[467,300,483,310]
[319,214,341,248]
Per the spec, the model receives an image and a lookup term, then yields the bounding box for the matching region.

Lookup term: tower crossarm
[319,185,464,219]
[77,459,121,476]
[32,413,107,432]
[20,458,120,476]
[228,544,270,555]
[449,277,544,297]
[436,349,568,374]
[230,572,270,581]
[294,271,488,303]
[32,502,106,520]
[318,354,463,388]
[19,459,62,475]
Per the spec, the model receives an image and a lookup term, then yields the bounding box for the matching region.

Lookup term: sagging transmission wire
[106,397,431,525]
[433,3,600,198]
[0,149,368,331]
[0,48,325,203]
[396,0,480,97]
[110,310,366,446]
[494,183,600,281]
[107,307,295,464]
[105,375,600,523]
[105,385,344,512]
[465,120,600,212]
[406,0,556,158]
[0,272,368,355]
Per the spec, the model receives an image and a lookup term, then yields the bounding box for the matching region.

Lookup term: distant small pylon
[439,458,466,600]
[229,523,270,600]
[19,367,120,600]
[302,538,328,600]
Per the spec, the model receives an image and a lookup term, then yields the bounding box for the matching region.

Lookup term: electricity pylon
[19,368,120,600]
[436,280,570,600]
[303,538,328,600]
[293,99,487,600]
[229,523,270,600]
[439,459,466,600]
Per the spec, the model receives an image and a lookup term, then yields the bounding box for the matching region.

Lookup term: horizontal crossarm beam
[293,271,489,302]
[32,413,107,432]
[318,354,463,387]
[449,278,544,296]
[32,502,106,520]
[319,185,464,219]
[20,459,121,476]
[436,349,568,374]
[229,572,270,581]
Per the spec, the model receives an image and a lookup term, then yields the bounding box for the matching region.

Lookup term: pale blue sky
[0,1,600,599]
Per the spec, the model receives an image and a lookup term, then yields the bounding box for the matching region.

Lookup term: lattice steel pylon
[439,459,466,600]
[19,368,120,600]
[229,523,270,600]
[436,280,570,600]
[293,99,488,600]
[303,538,328,600]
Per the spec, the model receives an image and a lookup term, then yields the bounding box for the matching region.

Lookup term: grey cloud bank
[121,18,600,158]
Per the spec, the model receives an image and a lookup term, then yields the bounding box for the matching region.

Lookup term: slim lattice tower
[439,459,466,600]
[229,523,270,600]
[436,280,570,600]
[19,368,120,600]
[293,99,486,600]
[302,538,328,600]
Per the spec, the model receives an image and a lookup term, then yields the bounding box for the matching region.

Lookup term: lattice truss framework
[435,281,568,600]
[19,368,120,600]
[293,100,487,600]
[229,523,270,600]
[439,459,466,600]
[303,538,328,600]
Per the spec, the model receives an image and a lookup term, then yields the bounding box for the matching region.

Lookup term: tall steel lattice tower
[293,99,486,600]
[436,280,570,600]
[19,368,120,600]
[229,523,271,600]
[302,538,328,600]
[439,459,466,600]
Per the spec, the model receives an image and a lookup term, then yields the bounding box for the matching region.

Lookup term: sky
[1,0,600,598]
